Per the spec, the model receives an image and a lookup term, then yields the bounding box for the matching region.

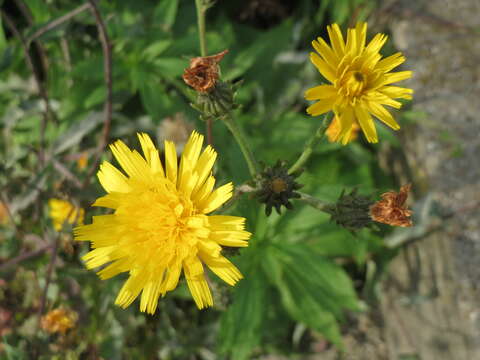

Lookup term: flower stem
[194,0,207,57]
[297,192,335,215]
[222,115,260,177]
[288,115,330,174]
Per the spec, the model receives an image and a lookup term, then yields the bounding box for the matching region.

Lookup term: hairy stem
[194,0,213,144]
[288,115,330,174]
[194,0,208,57]
[222,115,260,177]
[297,192,335,215]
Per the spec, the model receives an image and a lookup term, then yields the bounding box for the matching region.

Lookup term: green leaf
[23,0,51,22]
[0,16,7,52]
[139,80,174,121]
[53,112,103,155]
[154,0,180,31]
[263,242,361,348]
[84,87,106,108]
[142,40,173,61]
[219,257,267,360]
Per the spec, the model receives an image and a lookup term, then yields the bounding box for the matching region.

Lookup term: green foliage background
[0,0,410,358]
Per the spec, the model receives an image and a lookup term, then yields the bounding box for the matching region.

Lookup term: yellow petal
[200,182,233,214]
[97,161,131,193]
[354,105,378,143]
[379,86,413,100]
[327,23,346,56]
[140,280,162,314]
[366,101,400,130]
[310,53,336,83]
[164,140,178,184]
[201,254,243,286]
[337,107,355,145]
[182,131,203,167]
[382,71,413,85]
[306,98,335,117]
[115,273,149,309]
[312,38,338,67]
[345,28,358,56]
[304,85,337,100]
[355,22,367,54]
[185,274,213,309]
[110,140,150,181]
[137,133,164,176]
[192,146,217,195]
[376,52,405,72]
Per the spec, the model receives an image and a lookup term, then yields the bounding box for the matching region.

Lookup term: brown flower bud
[370,184,413,227]
[182,50,228,92]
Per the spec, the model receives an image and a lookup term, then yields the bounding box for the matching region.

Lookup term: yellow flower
[325,116,360,144]
[41,308,78,335]
[305,22,413,144]
[74,131,250,313]
[0,202,9,225]
[77,152,88,171]
[48,199,84,231]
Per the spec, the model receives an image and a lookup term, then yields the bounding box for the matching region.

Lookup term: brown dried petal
[370,184,413,227]
[182,50,229,92]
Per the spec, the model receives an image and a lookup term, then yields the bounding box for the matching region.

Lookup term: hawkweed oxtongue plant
[71,5,414,355]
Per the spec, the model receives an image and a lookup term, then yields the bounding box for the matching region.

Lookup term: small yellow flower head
[41,308,78,335]
[48,199,84,231]
[77,152,88,171]
[74,131,251,313]
[305,22,413,144]
[0,202,9,225]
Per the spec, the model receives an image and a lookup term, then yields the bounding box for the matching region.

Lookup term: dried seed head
[183,50,228,93]
[370,184,413,227]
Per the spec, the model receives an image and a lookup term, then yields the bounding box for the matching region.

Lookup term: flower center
[271,178,288,194]
[340,70,367,100]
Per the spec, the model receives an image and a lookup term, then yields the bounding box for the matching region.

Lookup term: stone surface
[379,0,480,359]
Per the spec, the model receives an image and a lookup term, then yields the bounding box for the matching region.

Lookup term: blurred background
[0,0,479,359]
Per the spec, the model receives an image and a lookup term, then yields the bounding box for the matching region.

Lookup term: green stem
[298,192,335,215]
[194,0,207,56]
[288,115,330,174]
[222,115,260,177]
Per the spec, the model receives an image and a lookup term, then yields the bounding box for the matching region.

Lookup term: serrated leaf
[263,242,361,348]
[219,256,267,360]
[53,112,103,155]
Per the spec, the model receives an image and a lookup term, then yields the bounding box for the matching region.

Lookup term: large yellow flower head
[305,22,413,144]
[74,131,250,313]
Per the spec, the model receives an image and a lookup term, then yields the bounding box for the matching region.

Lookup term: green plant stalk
[195,0,207,56]
[222,115,260,177]
[288,115,330,174]
[298,192,335,215]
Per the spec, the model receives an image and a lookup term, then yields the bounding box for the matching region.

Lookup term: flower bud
[254,160,303,216]
[330,188,373,232]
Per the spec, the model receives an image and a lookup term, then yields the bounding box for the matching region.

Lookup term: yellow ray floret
[74,131,251,313]
[305,22,413,144]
